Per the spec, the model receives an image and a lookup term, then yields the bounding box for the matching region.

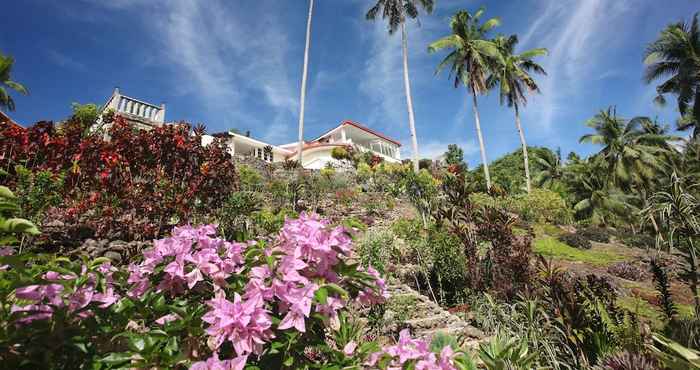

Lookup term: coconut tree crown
[366,0,434,34]
[428,7,501,93]
[644,12,700,137]
[0,53,28,112]
[487,34,547,109]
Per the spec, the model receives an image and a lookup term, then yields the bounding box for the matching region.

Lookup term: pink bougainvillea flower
[155,313,180,325]
[190,353,248,370]
[343,341,357,356]
[201,293,273,356]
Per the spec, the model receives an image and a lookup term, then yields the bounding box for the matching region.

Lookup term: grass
[617,296,664,328]
[533,236,624,266]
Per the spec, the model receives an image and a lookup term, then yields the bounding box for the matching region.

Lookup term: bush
[216,191,262,240]
[579,226,611,243]
[469,189,571,224]
[13,165,64,223]
[320,166,335,179]
[427,228,469,305]
[331,146,349,161]
[607,262,645,281]
[357,229,395,275]
[238,164,263,191]
[0,213,389,368]
[618,232,657,249]
[0,116,239,241]
[559,232,592,249]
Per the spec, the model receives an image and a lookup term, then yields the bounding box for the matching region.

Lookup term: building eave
[312,120,402,147]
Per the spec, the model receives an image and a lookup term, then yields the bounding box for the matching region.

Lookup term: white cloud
[519,0,635,130]
[418,138,478,160]
[80,0,299,143]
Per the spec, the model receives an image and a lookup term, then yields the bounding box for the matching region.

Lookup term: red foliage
[0,115,239,241]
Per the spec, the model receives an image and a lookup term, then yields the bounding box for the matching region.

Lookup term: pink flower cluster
[126,224,247,298]
[192,213,388,369]
[12,262,120,324]
[366,329,461,370]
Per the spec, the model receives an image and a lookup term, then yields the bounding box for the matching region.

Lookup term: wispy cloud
[419,138,478,161]
[79,0,298,143]
[155,0,297,142]
[520,0,636,131]
[46,50,86,71]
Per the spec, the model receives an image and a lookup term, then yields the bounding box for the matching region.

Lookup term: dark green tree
[444,144,464,165]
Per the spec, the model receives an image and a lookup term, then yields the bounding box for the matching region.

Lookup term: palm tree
[366,0,434,172]
[296,0,315,165]
[579,108,674,189]
[580,108,679,233]
[487,34,547,193]
[644,12,700,139]
[534,148,563,189]
[428,7,501,190]
[0,53,28,112]
[565,157,628,225]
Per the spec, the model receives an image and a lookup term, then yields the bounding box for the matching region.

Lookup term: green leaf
[2,218,40,235]
[99,352,133,365]
[314,286,328,305]
[0,186,16,199]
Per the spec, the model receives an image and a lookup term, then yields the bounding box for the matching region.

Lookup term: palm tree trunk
[296,0,314,165]
[514,105,531,193]
[471,86,491,190]
[401,22,420,172]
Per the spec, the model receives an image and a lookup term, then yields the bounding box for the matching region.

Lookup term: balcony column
[340,128,347,143]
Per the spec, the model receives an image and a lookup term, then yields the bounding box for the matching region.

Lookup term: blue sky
[1,0,697,166]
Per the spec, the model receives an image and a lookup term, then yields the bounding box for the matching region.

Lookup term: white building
[100,88,166,130]
[204,120,402,169]
[99,90,401,169]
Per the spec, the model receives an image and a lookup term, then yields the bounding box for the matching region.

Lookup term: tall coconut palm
[366,0,434,172]
[0,53,28,112]
[644,12,700,139]
[487,34,547,193]
[428,7,501,190]
[296,0,315,165]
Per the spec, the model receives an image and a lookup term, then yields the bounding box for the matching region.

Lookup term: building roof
[313,120,401,146]
[0,110,23,130]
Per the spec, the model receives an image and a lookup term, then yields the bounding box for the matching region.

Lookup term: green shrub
[356,162,373,184]
[238,164,263,191]
[331,147,349,161]
[216,191,262,240]
[357,229,395,275]
[252,208,298,236]
[618,232,656,249]
[428,228,468,305]
[558,232,592,250]
[340,216,367,233]
[579,226,611,243]
[13,165,64,223]
[320,166,335,179]
[470,189,571,224]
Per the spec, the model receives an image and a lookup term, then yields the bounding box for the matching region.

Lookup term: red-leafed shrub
[0,114,238,242]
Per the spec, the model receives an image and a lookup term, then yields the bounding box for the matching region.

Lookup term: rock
[103,251,122,264]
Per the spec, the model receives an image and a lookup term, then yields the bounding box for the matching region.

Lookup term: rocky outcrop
[69,239,152,265]
[383,282,484,349]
